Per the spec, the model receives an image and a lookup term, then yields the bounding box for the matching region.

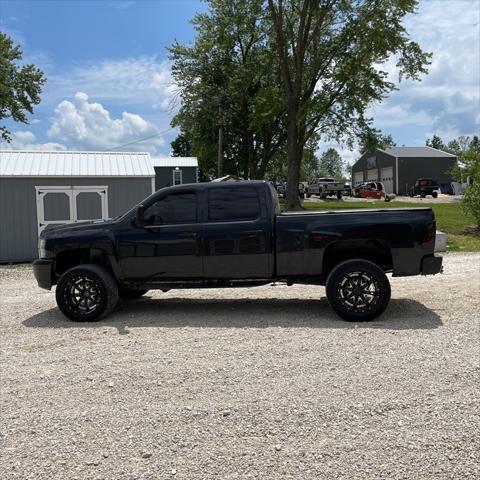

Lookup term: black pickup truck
[33,180,442,322]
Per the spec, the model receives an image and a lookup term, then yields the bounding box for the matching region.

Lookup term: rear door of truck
[202,183,274,278]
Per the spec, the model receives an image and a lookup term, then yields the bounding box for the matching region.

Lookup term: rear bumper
[421,254,443,275]
[32,259,54,290]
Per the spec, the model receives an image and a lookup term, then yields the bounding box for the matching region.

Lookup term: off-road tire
[55,264,118,322]
[119,288,149,299]
[326,259,391,322]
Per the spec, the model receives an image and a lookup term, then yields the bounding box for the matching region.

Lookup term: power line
[107,126,175,151]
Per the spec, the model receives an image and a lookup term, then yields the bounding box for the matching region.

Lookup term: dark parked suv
[33,181,442,323]
[410,178,439,198]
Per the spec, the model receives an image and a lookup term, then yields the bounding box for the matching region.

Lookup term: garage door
[380,167,394,193]
[367,169,378,181]
[353,172,364,186]
[36,186,108,234]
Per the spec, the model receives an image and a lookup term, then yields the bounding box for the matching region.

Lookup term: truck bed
[275,207,436,278]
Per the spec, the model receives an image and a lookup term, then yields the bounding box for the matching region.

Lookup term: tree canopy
[169,0,285,180]
[358,129,396,154]
[0,32,46,142]
[170,1,430,207]
[268,0,431,208]
[318,148,344,179]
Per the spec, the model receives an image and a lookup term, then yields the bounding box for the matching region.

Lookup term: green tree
[318,148,344,178]
[171,132,192,157]
[452,148,480,228]
[426,134,445,151]
[0,32,46,142]
[169,0,285,180]
[358,129,396,154]
[267,0,431,210]
[445,135,479,156]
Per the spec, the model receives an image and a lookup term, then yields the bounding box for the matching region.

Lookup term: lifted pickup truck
[33,180,442,322]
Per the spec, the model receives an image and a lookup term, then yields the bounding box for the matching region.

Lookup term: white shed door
[367,169,378,181]
[353,172,364,186]
[380,167,394,193]
[36,186,108,234]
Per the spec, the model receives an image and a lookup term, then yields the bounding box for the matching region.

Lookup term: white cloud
[47,91,167,152]
[371,0,480,140]
[47,56,177,111]
[0,131,66,151]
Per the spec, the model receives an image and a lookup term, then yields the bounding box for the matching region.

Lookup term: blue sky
[0,0,479,164]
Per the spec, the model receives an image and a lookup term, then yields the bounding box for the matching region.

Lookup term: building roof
[0,150,155,177]
[151,156,198,168]
[383,146,456,158]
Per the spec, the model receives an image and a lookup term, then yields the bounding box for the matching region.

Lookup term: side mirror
[135,204,146,227]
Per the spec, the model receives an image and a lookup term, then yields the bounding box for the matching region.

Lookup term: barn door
[36,186,108,235]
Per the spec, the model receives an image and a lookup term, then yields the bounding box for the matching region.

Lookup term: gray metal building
[151,156,198,191]
[351,146,457,194]
[0,150,156,263]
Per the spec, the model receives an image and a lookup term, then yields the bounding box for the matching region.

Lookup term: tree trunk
[285,102,302,210]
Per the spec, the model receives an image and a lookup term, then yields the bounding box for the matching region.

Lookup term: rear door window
[208,186,259,222]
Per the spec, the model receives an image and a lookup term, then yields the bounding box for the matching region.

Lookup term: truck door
[202,185,273,278]
[117,189,203,281]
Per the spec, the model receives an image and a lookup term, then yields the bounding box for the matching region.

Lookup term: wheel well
[323,240,392,276]
[54,248,112,277]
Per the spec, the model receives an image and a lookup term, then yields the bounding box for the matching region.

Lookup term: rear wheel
[326,259,391,322]
[56,264,118,322]
[119,287,149,299]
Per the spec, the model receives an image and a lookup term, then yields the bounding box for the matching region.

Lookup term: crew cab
[33,181,443,323]
[306,177,344,199]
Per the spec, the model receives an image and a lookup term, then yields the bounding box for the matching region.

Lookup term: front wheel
[326,259,391,322]
[55,264,119,322]
[432,191,438,199]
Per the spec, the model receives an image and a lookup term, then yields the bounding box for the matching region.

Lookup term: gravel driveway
[1,253,479,479]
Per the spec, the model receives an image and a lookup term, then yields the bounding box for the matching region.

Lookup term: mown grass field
[300,199,480,252]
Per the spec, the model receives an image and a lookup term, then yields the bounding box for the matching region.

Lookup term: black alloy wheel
[56,264,118,322]
[326,259,391,322]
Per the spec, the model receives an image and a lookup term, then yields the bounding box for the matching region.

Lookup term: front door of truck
[117,190,203,281]
[202,185,272,279]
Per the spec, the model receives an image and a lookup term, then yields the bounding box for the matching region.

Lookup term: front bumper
[32,259,54,290]
[421,254,443,275]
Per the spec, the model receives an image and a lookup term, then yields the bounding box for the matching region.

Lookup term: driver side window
[144,192,197,225]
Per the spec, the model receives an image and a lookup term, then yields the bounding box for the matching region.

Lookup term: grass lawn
[299,199,480,252]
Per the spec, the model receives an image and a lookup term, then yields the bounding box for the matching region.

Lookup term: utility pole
[217,105,223,178]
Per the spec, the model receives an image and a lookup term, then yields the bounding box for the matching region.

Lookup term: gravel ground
[1,253,479,479]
